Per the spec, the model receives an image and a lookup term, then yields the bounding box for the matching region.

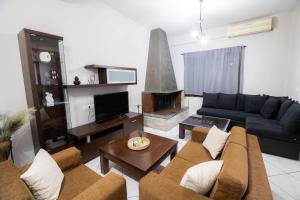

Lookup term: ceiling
[101,0,298,36]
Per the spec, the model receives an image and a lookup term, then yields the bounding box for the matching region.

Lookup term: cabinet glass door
[30,34,70,152]
[106,69,136,84]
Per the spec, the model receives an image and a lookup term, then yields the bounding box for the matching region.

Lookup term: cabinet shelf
[63,82,136,89]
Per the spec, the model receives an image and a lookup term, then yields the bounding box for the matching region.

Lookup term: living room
[1,0,300,200]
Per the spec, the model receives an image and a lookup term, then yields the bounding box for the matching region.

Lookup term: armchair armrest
[139,172,210,200]
[192,127,210,143]
[52,147,81,172]
[19,147,81,173]
[72,172,127,200]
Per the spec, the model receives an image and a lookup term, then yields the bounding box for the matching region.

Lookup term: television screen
[94,92,129,123]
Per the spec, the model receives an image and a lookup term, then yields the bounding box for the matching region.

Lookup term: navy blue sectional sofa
[197,93,300,159]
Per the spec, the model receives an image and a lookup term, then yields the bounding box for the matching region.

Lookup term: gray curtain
[183,46,244,96]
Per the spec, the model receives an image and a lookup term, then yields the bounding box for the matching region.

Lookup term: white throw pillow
[20,149,64,200]
[202,125,231,159]
[180,160,223,194]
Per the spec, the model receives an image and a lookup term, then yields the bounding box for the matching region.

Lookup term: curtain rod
[181,45,247,55]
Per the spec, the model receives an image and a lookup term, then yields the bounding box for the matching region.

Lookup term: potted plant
[0,108,35,162]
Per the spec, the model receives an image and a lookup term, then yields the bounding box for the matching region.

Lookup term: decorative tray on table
[127,136,150,151]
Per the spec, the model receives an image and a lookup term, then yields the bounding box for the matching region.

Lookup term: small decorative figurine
[45,92,54,107]
[50,70,58,80]
[39,52,51,63]
[133,140,138,147]
[73,76,81,85]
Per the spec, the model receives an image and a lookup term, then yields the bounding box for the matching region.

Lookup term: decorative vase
[0,138,12,162]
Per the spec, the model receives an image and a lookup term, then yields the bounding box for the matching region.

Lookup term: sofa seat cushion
[197,107,262,122]
[160,157,195,184]
[58,164,101,200]
[246,117,299,143]
[176,141,213,164]
[0,161,33,200]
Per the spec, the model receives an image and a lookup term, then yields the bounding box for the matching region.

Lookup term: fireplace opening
[154,93,176,111]
[142,91,183,115]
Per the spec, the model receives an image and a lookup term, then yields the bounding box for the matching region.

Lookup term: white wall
[168,11,296,114]
[0,0,149,166]
[286,2,300,101]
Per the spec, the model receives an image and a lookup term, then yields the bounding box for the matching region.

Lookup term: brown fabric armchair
[0,147,127,200]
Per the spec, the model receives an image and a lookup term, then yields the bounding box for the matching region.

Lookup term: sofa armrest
[139,172,210,200]
[192,127,210,143]
[72,172,127,200]
[52,147,81,172]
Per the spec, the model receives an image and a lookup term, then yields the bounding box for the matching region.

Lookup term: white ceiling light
[191,0,208,44]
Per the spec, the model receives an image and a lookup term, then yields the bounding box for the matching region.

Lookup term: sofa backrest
[0,160,33,200]
[279,102,300,135]
[210,127,248,200]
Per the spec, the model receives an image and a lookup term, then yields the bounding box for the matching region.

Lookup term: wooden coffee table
[99,130,177,179]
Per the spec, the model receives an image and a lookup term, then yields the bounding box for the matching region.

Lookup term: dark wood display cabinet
[18,29,72,154]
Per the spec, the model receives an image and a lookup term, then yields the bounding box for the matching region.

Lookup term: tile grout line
[270,180,297,200]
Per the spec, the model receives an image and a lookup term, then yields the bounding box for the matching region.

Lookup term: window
[183,46,244,96]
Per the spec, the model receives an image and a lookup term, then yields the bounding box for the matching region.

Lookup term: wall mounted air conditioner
[227,17,273,38]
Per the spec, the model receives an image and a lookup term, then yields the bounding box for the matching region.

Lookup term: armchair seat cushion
[58,165,101,200]
[246,117,299,143]
[176,141,212,164]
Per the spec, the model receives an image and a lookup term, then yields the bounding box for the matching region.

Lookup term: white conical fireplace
[142,29,189,131]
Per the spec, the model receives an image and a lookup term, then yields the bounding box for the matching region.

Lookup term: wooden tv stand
[69,112,143,162]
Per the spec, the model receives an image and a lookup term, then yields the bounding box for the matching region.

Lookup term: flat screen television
[94,92,129,123]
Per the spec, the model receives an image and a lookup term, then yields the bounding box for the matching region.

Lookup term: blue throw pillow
[276,99,293,120]
[245,95,268,113]
[236,94,245,110]
[202,93,219,108]
[217,93,237,110]
[260,98,281,119]
[279,103,300,135]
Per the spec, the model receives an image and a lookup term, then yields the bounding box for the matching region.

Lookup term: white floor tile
[270,182,295,200]
[288,172,300,182]
[269,174,300,199]
[85,157,100,174]
[262,153,271,158]
[264,155,300,173]
[123,174,139,198]
[128,196,139,200]
[264,160,285,177]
